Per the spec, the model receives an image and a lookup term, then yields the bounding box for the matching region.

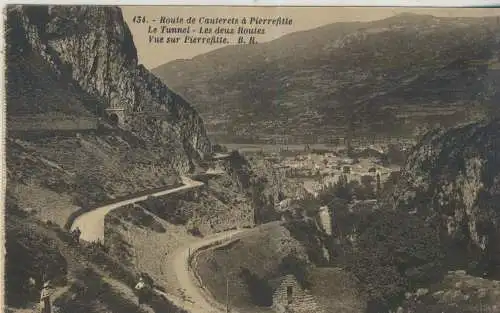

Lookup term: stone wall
[272,274,324,313]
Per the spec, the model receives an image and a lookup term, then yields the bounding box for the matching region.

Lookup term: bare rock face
[388,119,500,274]
[7,5,211,171]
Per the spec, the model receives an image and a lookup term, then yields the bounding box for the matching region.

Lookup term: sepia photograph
[4,4,500,313]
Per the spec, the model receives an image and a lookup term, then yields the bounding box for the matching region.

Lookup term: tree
[333,174,351,199]
[345,209,445,312]
[6,225,68,306]
[278,254,311,289]
[361,175,375,188]
[239,267,273,306]
[357,176,376,200]
[376,173,381,197]
[381,171,401,197]
[295,196,321,218]
[385,144,407,166]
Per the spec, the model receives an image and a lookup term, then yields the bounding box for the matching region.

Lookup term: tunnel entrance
[109,113,119,125]
[105,108,125,127]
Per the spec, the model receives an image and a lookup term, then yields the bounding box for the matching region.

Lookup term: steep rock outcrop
[399,270,500,313]
[6,5,211,172]
[388,119,500,274]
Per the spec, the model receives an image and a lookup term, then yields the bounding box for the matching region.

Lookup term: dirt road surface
[69,173,255,313]
[71,176,204,242]
[158,229,244,313]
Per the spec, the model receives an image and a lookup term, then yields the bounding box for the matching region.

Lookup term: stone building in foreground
[270,274,324,313]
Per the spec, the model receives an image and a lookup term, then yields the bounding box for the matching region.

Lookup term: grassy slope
[105,203,200,295]
[308,267,367,313]
[5,205,186,313]
[7,133,181,227]
[192,222,366,312]
[195,223,308,310]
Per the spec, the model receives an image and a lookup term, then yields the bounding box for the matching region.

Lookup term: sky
[120,6,500,69]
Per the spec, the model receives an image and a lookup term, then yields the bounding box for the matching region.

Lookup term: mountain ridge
[153,13,500,145]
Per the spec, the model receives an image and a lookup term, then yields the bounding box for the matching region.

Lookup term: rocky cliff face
[388,119,500,275]
[7,5,211,169]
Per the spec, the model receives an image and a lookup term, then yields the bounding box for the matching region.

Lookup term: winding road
[156,229,245,313]
[70,171,244,313]
[70,176,203,242]
[164,221,282,313]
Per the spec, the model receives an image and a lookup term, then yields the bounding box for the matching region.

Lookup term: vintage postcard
[4,4,500,313]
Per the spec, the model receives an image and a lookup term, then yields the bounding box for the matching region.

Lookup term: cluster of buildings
[265,150,398,197]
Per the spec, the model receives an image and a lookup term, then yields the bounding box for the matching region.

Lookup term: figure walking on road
[135,276,153,305]
[27,276,37,300]
[71,227,81,245]
[40,280,53,313]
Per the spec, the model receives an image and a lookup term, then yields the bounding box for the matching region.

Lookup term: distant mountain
[153,13,500,144]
